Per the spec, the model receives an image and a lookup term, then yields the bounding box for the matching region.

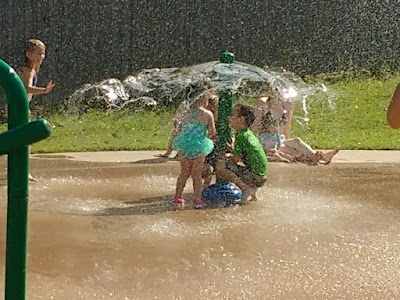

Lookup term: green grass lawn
[3,75,399,153]
[292,76,400,149]
[31,109,174,153]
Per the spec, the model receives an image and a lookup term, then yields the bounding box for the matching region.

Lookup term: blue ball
[202,183,242,206]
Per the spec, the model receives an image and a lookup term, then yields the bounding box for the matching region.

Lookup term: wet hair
[261,111,276,130]
[207,94,219,121]
[23,39,46,72]
[191,90,217,109]
[208,94,218,105]
[235,104,255,127]
[207,94,218,110]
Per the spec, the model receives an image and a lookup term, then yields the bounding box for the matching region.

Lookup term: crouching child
[215,104,268,203]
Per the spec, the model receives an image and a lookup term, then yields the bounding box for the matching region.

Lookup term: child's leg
[28,146,38,182]
[265,149,292,163]
[273,151,292,163]
[215,160,251,192]
[283,137,315,154]
[175,157,192,199]
[281,137,320,164]
[191,154,206,200]
[202,164,213,189]
[29,174,38,182]
[215,160,265,203]
[277,150,294,162]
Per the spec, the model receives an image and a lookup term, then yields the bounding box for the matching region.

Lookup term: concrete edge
[31,150,400,164]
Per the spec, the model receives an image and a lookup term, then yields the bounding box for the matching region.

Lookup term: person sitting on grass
[255,95,340,165]
[215,104,268,203]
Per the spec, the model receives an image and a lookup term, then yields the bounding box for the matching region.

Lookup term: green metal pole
[216,52,235,183]
[0,59,32,300]
[0,119,52,155]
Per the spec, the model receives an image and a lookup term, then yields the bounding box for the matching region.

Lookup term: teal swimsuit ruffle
[172,121,214,159]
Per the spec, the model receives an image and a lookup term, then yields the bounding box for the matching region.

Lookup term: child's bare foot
[249,191,258,201]
[308,151,324,166]
[293,154,318,165]
[241,187,258,204]
[320,147,340,165]
[29,174,38,182]
[156,151,172,158]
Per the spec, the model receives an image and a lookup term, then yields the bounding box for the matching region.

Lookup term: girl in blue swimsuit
[16,39,55,182]
[172,92,217,209]
[18,39,55,103]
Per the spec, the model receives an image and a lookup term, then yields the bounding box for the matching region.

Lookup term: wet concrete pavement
[35,150,400,164]
[0,152,399,299]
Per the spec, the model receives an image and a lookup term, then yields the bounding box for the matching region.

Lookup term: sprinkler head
[220,52,236,64]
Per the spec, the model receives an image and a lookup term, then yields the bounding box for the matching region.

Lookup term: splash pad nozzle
[219,51,236,64]
[203,52,244,205]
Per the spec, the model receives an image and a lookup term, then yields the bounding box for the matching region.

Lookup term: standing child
[17,39,55,181]
[201,93,219,189]
[172,92,217,209]
[215,104,268,203]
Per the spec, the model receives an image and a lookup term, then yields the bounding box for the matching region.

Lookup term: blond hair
[24,39,46,73]
[208,94,219,106]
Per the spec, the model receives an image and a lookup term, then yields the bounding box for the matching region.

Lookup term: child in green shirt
[215,104,268,203]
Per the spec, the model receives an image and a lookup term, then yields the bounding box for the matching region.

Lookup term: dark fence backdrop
[1,0,399,103]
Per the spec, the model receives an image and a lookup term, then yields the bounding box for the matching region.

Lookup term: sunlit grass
[292,76,400,149]
[29,109,174,153]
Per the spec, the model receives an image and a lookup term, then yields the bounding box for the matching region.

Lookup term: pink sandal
[171,198,185,210]
[193,199,207,209]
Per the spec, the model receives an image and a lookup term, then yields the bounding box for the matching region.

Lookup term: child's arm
[227,135,241,163]
[19,69,54,95]
[227,153,241,164]
[207,111,217,141]
[223,139,241,163]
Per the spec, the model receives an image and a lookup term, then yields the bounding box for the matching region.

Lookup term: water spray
[202,52,242,205]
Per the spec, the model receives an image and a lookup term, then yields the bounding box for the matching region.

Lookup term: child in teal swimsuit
[172,92,217,209]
